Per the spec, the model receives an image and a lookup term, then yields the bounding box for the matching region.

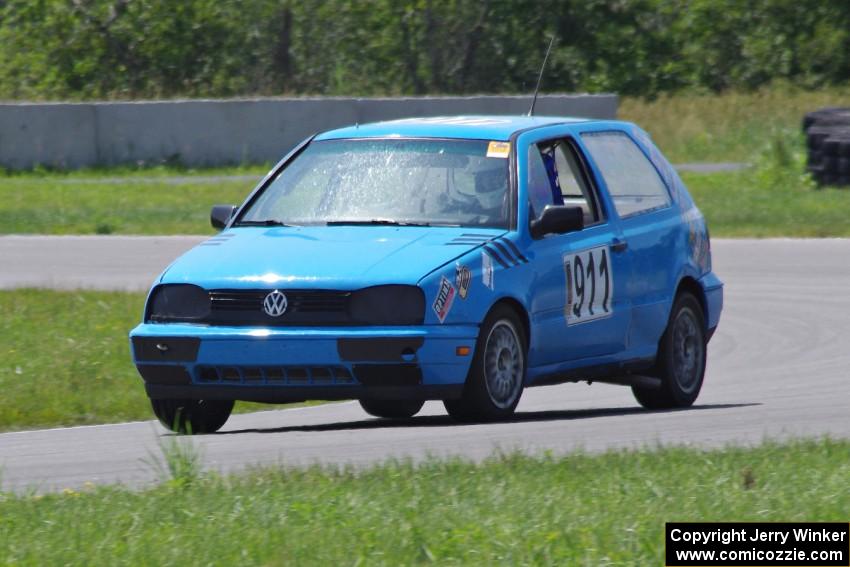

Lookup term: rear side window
[581,131,671,218]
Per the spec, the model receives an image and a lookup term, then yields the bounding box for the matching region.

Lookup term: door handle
[611,239,628,253]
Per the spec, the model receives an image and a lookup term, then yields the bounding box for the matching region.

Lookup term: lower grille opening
[137,364,193,385]
[353,364,422,387]
[266,368,285,383]
[332,367,352,381]
[244,367,264,383]
[222,367,241,382]
[195,365,355,386]
[310,367,333,384]
[198,366,219,383]
[288,367,309,385]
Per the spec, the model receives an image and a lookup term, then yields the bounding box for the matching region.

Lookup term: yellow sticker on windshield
[486,141,511,158]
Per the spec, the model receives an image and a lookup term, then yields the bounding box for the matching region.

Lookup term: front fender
[418,245,533,329]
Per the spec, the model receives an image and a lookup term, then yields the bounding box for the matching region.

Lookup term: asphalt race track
[1,238,849,492]
[0,235,205,291]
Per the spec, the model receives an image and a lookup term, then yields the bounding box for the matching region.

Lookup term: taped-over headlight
[147,284,210,322]
[349,285,424,325]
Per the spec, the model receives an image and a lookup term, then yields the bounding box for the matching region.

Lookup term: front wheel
[632,293,706,409]
[444,305,527,422]
[150,398,234,434]
[359,399,424,419]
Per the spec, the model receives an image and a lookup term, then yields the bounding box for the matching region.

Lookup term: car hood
[160,226,507,289]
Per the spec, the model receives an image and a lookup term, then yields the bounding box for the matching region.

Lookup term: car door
[577,129,679,353]
[523,132,633,367]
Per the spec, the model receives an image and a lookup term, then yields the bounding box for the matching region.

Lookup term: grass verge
[4,152,849,238]
[1,439,848,565]
[0,289,307,431]
[0,167,262,235]
[683,136,850,237]
[620,83,850,164]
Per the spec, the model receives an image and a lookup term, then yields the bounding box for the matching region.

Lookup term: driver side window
[552,141,602,226]
[527,139,602,227]
[527,145,556,220]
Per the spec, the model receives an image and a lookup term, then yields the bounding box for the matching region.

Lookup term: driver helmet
[473,166,507,210]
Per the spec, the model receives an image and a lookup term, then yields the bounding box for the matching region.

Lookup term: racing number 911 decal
[563,245,613,325]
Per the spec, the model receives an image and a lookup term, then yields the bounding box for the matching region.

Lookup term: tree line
[0,0,848,101]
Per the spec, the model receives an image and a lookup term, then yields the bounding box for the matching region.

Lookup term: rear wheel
[632,293,706,409]
[444,305,527,422]
[150,398,234,434]
[359,399,424,419]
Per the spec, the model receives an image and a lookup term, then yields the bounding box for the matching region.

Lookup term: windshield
[237,139,511,228]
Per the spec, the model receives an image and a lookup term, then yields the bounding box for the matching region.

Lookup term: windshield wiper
[234,219,293,227]
[326,219,431,227]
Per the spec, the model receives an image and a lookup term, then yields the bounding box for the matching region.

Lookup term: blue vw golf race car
[130,115,723,433]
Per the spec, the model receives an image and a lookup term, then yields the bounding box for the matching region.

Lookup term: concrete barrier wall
[0,94,617,169]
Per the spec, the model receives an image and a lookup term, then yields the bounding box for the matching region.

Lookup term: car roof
[315,115,604,142]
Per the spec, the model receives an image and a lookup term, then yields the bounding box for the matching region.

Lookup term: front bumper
[129,323,479,403]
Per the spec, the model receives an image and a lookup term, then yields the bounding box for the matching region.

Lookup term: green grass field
[685,170,850,237]
[3,149,849,238]
[0,169,260,235]
[0,289,304,431]
[1,439,847,565]
[681,138,850,237]
[620,83,850,164]
[1,86,849,236]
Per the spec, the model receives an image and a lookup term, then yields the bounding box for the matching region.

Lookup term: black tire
[806,165,819,179]
[150,398,234,434]
[806,148,822,166]
[823,155,838,173]
[632,293,706,409]
[823,138,842,158]
[444,304,527,422]
[803,108,850,131]
[804,108,850,131]
[806,126,835,150]
[804,111,850,179]
[822,132,850,158]
[359,399,424,419]
[829,135,850,157]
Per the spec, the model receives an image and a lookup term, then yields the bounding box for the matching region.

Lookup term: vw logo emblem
[263,290,288,317]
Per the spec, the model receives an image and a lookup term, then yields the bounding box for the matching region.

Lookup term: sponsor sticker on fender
[455,264,471,299]
[482,251,494,290]
[433,276,456,323]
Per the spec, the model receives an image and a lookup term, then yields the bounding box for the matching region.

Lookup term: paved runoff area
[0,234,205,291]
[1,237,849,492]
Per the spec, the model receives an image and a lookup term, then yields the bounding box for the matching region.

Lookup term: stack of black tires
[804,108,850,187]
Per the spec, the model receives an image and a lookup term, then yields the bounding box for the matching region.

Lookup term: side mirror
[530,205,584,239]
[210,205,238,230]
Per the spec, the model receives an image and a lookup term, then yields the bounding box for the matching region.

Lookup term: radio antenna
[528,35,556,116]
